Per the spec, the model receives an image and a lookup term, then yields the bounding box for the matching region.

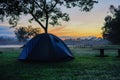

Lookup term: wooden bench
[94,45,120,57]
[98,48,120,57]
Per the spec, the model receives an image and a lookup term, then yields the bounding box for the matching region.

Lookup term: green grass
[0,47,120,80]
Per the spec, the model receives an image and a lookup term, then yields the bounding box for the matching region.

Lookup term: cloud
[49,26,66,33]
[0,26,15,37]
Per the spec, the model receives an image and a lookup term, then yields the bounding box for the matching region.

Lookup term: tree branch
[44,0,46,10]
[30,0,45,30]
[45,11,49,33]
[34,0,43,10]
[30,12,45,29]
[48,0,58,12]
[31,0,35,12]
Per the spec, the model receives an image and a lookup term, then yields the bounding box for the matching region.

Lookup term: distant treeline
[0,36,24,45]
[64,37,110,47]
[0,36,110,46]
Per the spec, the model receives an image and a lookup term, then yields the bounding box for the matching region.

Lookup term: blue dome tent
[18,33,74,62]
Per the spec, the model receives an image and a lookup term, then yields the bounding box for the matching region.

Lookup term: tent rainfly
[18,33,74,62]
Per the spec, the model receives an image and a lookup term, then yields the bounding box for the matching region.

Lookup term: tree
[102,5,120,44]
[14,26,41,42]
[0,0,98,33]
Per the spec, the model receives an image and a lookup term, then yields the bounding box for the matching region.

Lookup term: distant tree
[0,0,98,34]
[14,26,41,42]
[102,5,120,44]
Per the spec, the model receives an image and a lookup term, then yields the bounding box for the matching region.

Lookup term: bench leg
[100,49,104,57]
[117,49,120,57]
[0,51,3,54]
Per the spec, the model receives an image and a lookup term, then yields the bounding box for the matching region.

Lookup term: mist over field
[0,26,110,47]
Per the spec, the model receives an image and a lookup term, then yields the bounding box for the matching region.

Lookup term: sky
[0,0,120,38]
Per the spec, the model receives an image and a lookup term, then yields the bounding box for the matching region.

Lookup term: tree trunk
[44,28,48,33]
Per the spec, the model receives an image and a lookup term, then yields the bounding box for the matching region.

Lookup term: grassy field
[0,47,120,80]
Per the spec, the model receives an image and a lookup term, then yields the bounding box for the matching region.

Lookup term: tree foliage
[0,0,98,33]
[14,26,41,42]
[102,5,120,44]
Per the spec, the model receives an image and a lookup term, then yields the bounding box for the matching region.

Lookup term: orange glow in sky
[48,0,119,37]
[48,25,103,38]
